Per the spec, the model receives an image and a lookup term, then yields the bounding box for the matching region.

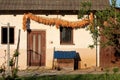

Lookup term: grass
[20,74,120,80]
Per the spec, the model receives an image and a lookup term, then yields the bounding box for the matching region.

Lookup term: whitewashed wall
[0,14,97,70]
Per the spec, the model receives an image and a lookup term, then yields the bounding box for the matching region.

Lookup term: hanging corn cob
[23,13,93,31]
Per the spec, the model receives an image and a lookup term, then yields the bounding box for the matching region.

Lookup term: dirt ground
[17,67,104,77]
[0,67,119,77]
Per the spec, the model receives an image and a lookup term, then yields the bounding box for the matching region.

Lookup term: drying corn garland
[23,13,93,31]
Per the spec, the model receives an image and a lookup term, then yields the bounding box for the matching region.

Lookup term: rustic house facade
[0,0,110,70]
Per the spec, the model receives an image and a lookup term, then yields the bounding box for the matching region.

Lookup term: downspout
[94,16,100,67]
[96,32,100,67]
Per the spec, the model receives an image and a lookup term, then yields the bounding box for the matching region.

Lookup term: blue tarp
[54,51,76,59]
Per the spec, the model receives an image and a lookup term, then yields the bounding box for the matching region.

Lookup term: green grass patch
[1,74,120,80]
[21,74,120,80]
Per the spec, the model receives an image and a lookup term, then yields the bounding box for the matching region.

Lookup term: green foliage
[94,0,120,50]
[78,0,120,54]
[88,45,94,49]
[14,50,19,57]
[9,50,20,79]
[0,50,20,80]
[9,58,14,66]
[96,10,109,21]
[78,1,91,18]
[111,0,116,7]
[112,67,119,74]
[12,68,19,79]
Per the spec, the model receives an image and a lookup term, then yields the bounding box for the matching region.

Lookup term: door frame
[27,30,46,66]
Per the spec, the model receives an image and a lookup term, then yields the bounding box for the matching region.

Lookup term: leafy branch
[78,0,120,60]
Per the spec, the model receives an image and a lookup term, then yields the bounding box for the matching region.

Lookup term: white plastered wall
[0,14,97,70]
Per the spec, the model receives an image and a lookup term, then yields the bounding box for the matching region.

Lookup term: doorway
[27,30,46,66]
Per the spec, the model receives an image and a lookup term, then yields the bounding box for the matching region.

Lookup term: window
[60,27,73,44]
[1,27,14,44]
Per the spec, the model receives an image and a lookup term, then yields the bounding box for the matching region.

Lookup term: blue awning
[54,51,76,59]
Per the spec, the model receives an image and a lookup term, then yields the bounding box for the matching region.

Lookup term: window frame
[60,27,74,45]
[1,26,15,44]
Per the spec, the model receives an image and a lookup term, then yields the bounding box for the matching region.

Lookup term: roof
[54,51,77,59]
[0,0,110,11]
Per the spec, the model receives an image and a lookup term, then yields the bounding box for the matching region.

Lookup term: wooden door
[27,30,46,66]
